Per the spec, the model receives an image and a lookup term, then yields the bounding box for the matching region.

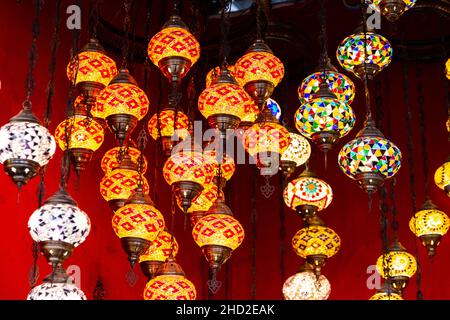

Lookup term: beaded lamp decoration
[366,0,417,22]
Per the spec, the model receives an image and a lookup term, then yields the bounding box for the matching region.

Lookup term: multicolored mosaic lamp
[147,107,190,156]
[143,257,197,300]
[434,156,450,197]
[376,241,417,292]
[292,214,341,276]
[234,39,285,107]
[338,118,402,195]
[67,38,118,110]
[198,67,257,135]
[139,230,179,280]
[112,186,165,267]
[283,168,333,218]
[147,13,200,84]
[336,30,392,80]
[54,115,104,173]
[280,132,311,178]
[367,0,417,22]
[295,81,355,154]
[283,263,331,300]
[409,199,450,257]
[94,69,149,145]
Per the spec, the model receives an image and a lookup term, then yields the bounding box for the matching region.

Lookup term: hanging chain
[169,192,177,258]
[137,127,148,188]
[416,67,430,199]
[250,167,257,299]
[360,0,373,121]
[318,0,329,73]
[219,0,232,66]
[121,0,132,69]
[90,0,101,39]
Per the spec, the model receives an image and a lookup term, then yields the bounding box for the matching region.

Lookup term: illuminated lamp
[369,282,403,300]
[101,146,147,174]
[434,156,450,197]
[367,0,417,22]
[280,132,311,178]
[282,263,331,300]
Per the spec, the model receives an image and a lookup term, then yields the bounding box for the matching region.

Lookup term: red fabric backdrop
[0,0,449,300]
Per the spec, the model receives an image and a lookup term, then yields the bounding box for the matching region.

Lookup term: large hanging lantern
[100,153,150,211]
[140,230,179,280]
[367,0,417,22]
[101,146,147,174]
[280,132,311,178]
[112,186,165,267]
[143,257,197,300]
[298,64,356,105]
[283,169,333,217]
[28,189,91,268]
[147,107,190,156]
[27,266,86,300]
[94,69,149,145]
[282,263,331,300]
[198,67,257,135]
[163,143,215,212]
[336,30,392,80]
[338,119,402,195]
[147,15,200,84]
[292,215,341,276]
[409,199,450,257]
[0,107,56,188]
[177,184,221,226]
[54,115,104,173]
[369,282,403,300]
[295,82,355,153]
[243,107,291,176]
[234,39,285,107]
[376,241,417,292]
[434,156,450,197]
[67,38,118,108]
[192,197,245,271]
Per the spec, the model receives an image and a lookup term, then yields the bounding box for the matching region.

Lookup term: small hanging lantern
[177,184,221,226]
[101,145,147,174]
[282,263,331,300]
[367,0,417,22]
[369,282,403,300]
[205,65,237,89]
[280,132,311,178]
[434,156,450,197]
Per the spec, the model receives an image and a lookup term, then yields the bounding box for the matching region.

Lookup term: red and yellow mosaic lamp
[101,146,147,174]
[178,184,221,227]
[203,147,236,187]
[94,69,149,146]
[147,107,190,156]
[434,156,450,197]
[234,39,285,107]
[205,65,237,89]
[198,67,257,135]
[54,115,104,173]
[139,230,179,280]
[67,38,117,110]
[367,0,417,22]
[147,14,200,84]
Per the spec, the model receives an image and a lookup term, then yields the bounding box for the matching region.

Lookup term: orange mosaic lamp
[139,230,179,279]
[234,39,284,107]
[203,148,236,184]
[199,67,257,134]
[243,107,290,176]
[205,65,237,88]
[192,197,245,272]
[100,153,150,211]
[54,115,104,173]
[94,69,149,146]
[143,257,196,300]
[147,107,191,156]
[163,143,215,212]
[177,184,221,226]
[67,39,117,109]
[147,14,200,84]
[112,186,165,267]
[101,146,147,174]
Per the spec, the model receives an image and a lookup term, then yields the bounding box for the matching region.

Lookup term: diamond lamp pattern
[28,283,87,300]
[54,115,104,151]
[101,147,147,174]
[292,226,341,259]
[143,275,197,300]
[234,51,285,87]
[148,109,190,141]
[243,122,291,157]
[100,169,149,202]
[283,176,333,212]
[139,231,179,263]
[67,51,117,87]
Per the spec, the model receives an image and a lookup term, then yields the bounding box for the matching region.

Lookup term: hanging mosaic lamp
[234,39,285,107]
[163,143,215,212]
[0,105,56,189]
[199,67,257,136]
[100,152,150,211]
[446,58,450,80]
[292,214,341,276]
[177,184,221,226]
[192,197,245,272]
[280,132,311,178]
[243,106,291,176]
[54,115,104,173]
[376,241,417,292]
[147,107,191,156]
[67,38,118,110]
[205,65,237,89]
[366,0,417,22]
[147,13,200,84]
[409,199,450,257]
[94,69,149,146]
[295,81,355,154]
[203,147,236,187]
[337,29,392,80]
[101,145,147,174]
[282,263,331,300]
[143,257,197,300]
[28,188,91,268]
[369,282,403,300]
[27,266,86,300]
[338,118,402,195]
[139,230,179,280]
[112,186,165,267]
[434,155,450,197]
[283,168,333,218]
